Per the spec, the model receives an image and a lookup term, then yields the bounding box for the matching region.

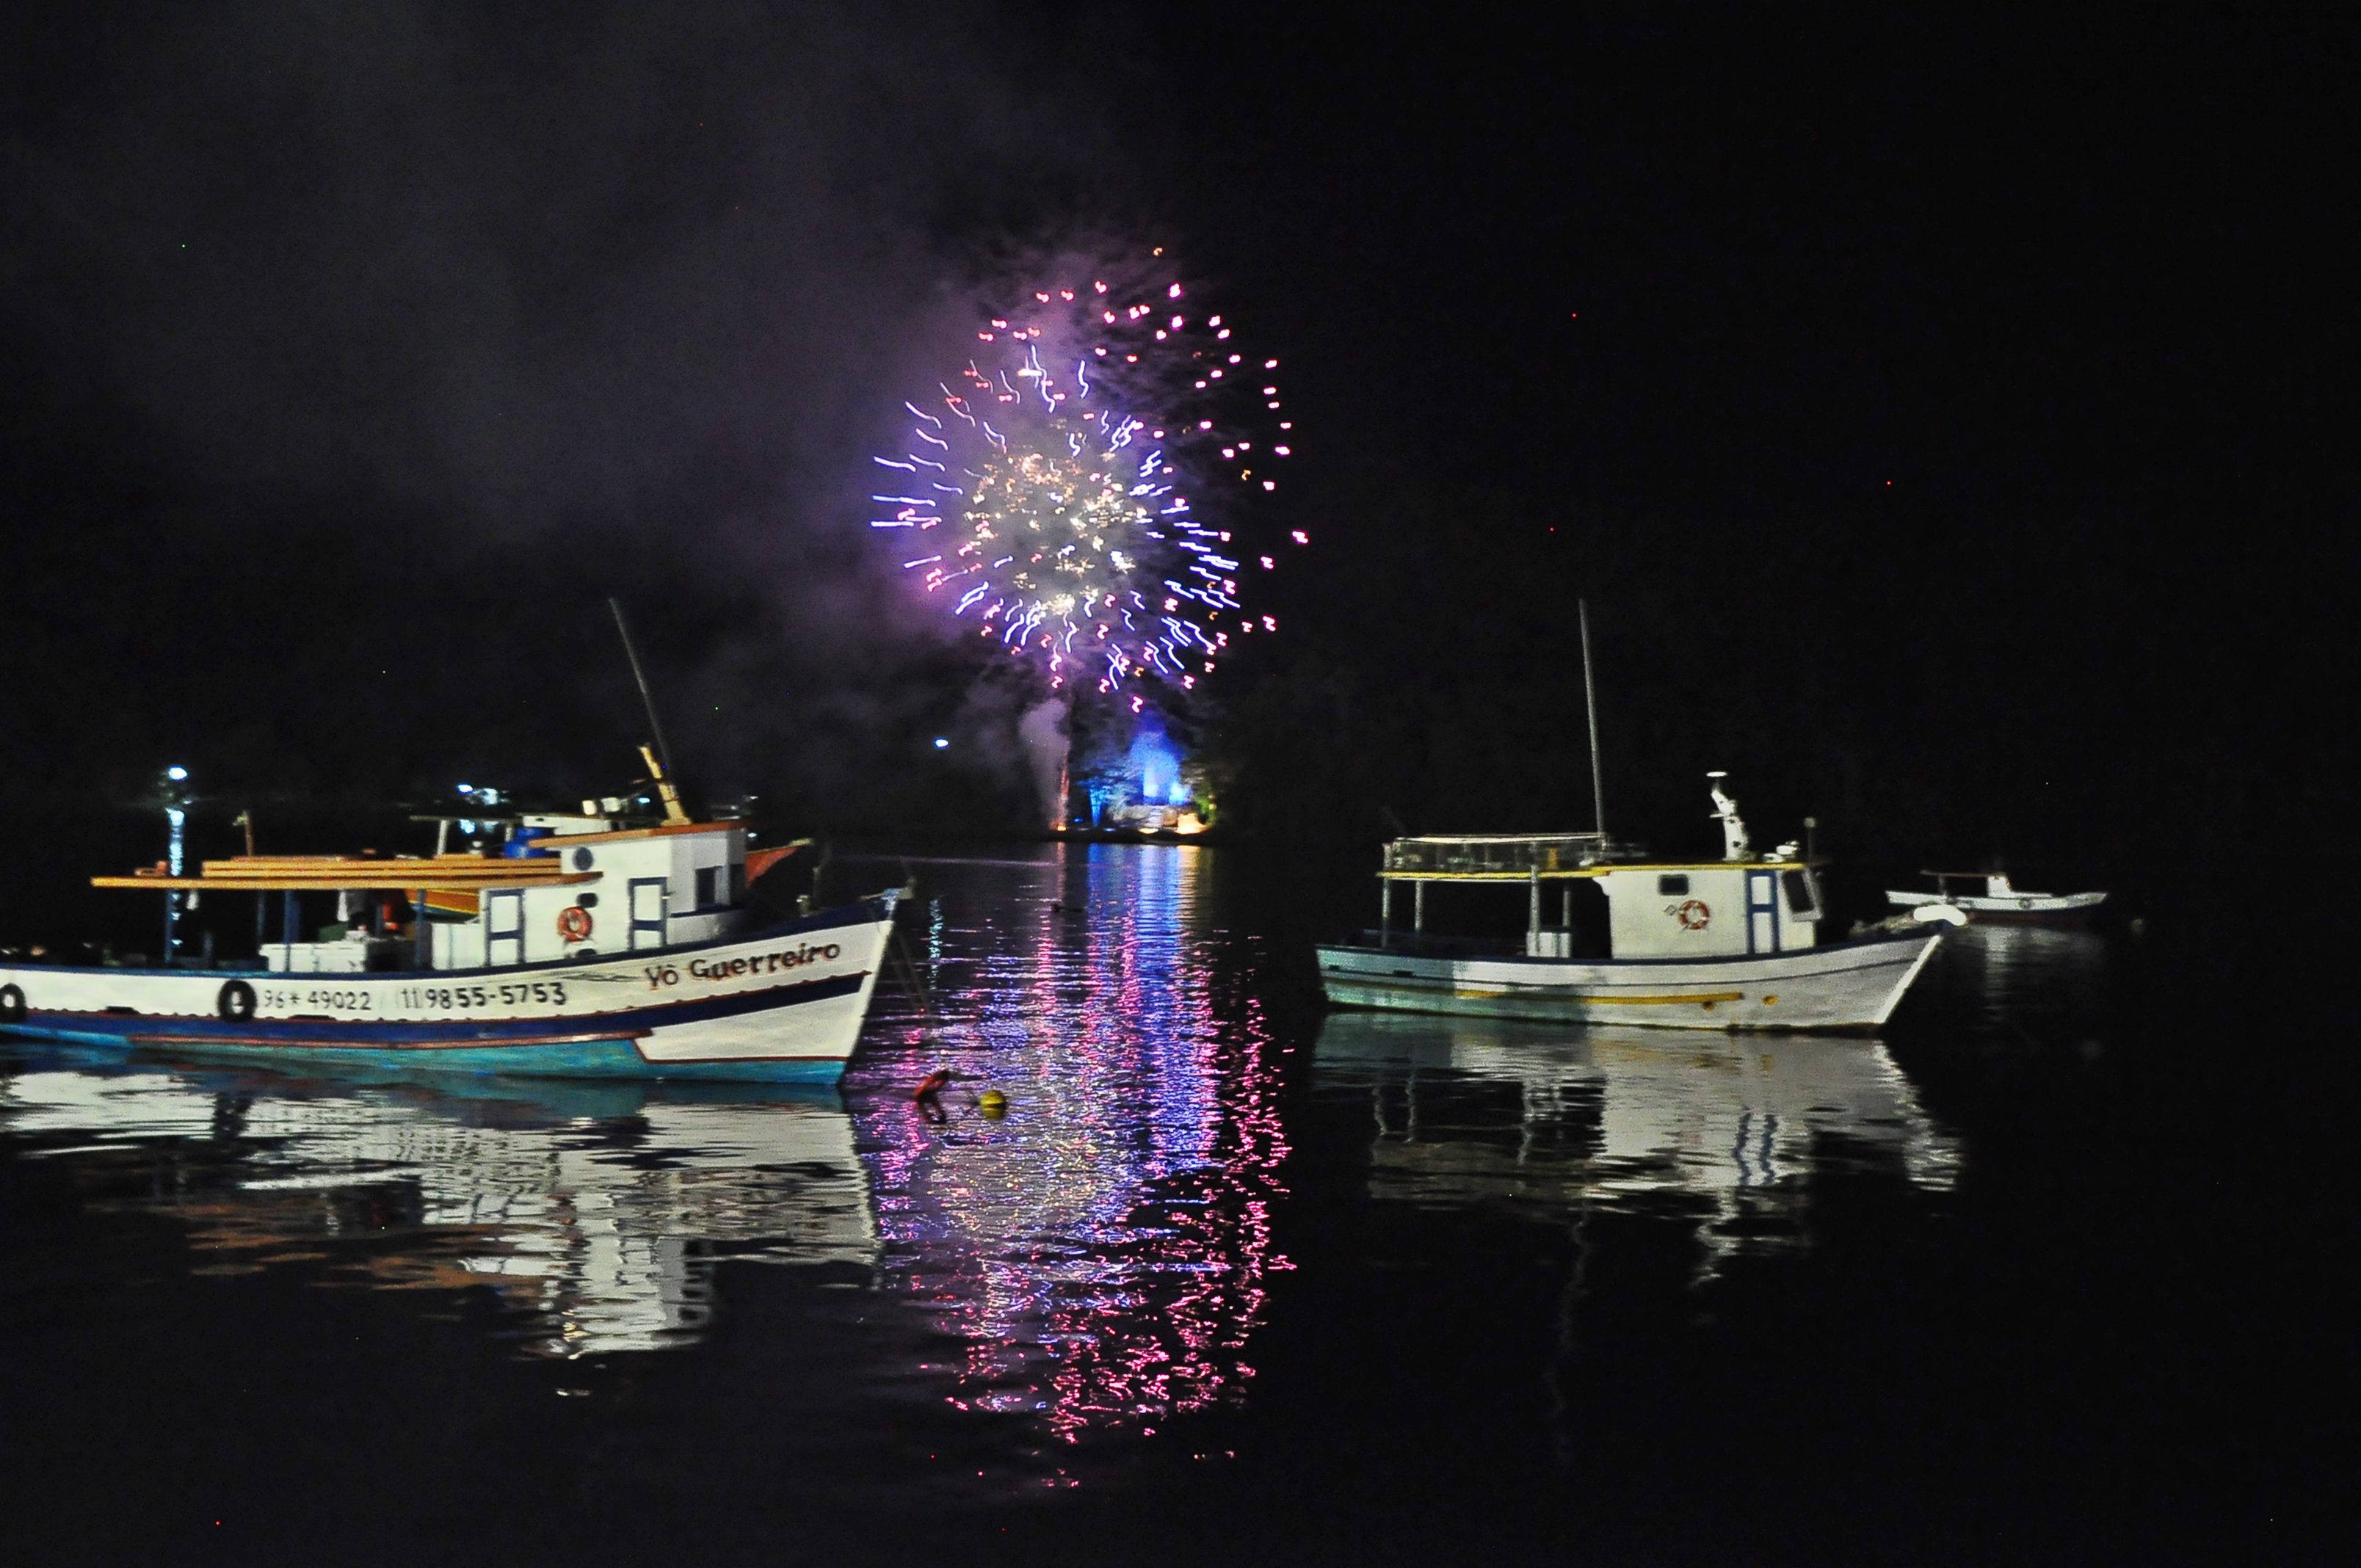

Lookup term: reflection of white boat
[1886,871,2107,926]
[1318,774,1958,1032]
[0,1057,877,1355]
[1313,1009,1957,1274]
[0,750,902,1082]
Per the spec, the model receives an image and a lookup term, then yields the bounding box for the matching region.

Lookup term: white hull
[1316,929,1945,1032]
[1885,889,2106,923]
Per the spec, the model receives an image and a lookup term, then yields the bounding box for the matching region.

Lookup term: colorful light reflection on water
[0,845,1288,1449]
[845,843,1288,1441]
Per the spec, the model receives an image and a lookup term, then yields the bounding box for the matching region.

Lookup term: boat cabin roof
[92,857,603,894]
[515,820,733,847]
[1380,832,1816,882]
[93,820,739,894]
[1382,834,1609,879]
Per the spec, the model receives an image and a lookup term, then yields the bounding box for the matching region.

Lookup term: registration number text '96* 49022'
[260,987,382,1012]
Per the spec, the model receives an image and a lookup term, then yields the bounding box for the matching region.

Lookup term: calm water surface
[0,845,2330,1563]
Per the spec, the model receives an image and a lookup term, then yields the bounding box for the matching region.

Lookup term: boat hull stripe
[4,1033,851,1082]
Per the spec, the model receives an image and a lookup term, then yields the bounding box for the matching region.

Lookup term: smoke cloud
[3,1,1149,821]
[9,3,1117,529]
[1017,697,1070,830]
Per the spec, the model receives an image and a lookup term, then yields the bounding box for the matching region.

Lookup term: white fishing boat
[0,750,904,1084]
[1885,871,2108,926]
[1316,775,1960,1032]
[1315,605,1957,1033]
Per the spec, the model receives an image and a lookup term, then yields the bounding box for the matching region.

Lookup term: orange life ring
[1675,899,1712,932]
[556,905,595,943]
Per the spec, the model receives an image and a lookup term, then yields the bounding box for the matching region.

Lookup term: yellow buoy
[977,1089,1008,1117]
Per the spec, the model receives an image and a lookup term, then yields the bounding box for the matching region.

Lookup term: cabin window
[572,848,595,871]
[1782,870,1818,918]
[1657,874,1689,896]
[730,863,747,904]
[694,866,722,909]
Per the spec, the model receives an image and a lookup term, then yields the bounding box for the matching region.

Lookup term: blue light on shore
[1128,714,1192,805]
[932,738,949,749]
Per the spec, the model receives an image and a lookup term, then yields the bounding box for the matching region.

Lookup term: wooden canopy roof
[93,854,597,894]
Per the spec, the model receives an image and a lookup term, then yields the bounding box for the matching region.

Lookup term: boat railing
[1357,930,1521,958]
[1381,834,1612,877]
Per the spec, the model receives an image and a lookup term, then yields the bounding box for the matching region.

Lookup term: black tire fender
[0,983,26,1024]
[217,980,258,1023]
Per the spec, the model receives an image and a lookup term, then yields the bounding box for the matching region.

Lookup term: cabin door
[485,889,526,967]
[1745,871,1780,954]
[627,876,669,951]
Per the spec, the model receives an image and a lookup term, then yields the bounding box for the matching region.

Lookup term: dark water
[0,845,2335,1564]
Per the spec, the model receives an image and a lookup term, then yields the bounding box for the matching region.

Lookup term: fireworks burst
[874,262,1299,697]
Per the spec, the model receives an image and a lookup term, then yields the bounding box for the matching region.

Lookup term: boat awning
[1376,861,1824,883]
[1382,834,1613,879]
[94,854,598,894]
[1379,832,1821,882]
[510,821,732,846]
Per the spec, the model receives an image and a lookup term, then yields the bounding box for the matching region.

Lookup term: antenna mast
[609,598,675,776]
[1580,598,1606,839]
[609,598,690,825]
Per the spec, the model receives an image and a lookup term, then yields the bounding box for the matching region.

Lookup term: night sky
[4,4,2351,903]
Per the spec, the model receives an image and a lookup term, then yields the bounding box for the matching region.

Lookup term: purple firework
[873,264,1299,699]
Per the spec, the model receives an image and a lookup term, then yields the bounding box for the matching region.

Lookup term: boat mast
[1579,599,1606,840]
[609,597,690,824]
[609,597,676,779]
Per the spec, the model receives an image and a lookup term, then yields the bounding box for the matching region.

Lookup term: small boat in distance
[0,750,904,1084]
[1885,871,2108,926]
[1316,774,1961,1033]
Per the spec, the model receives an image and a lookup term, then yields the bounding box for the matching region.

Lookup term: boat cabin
[1369,776,1824,962]
[92,780,792,975]
[417,814,751,971]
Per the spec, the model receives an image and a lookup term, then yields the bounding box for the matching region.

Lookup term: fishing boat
[0,751,903,1084]
[1316,774,1960,1032]
[1314,606,1958,1033]
[1885,871,2108,926]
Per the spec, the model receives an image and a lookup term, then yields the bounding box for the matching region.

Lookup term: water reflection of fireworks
[851,846,1288,1441]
